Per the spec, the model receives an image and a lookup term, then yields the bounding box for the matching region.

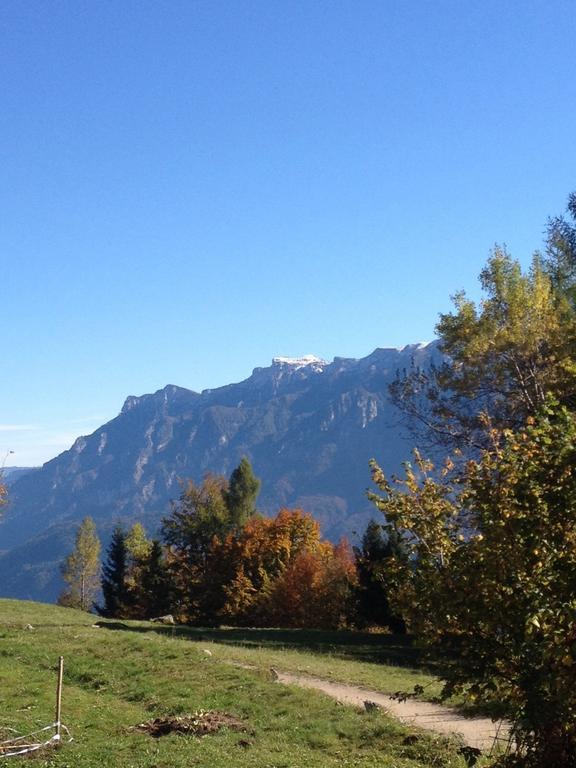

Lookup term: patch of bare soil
[134,711,246,739]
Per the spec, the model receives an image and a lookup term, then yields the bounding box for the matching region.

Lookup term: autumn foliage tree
[264,539,357,629]
[369,405,576,766]
[200,508,322,625]
[212,509,356,628]
[58,517,101,611]
[162,473,230,621]
[391,249,576,450]
[161,460,262,622]
[146,460,355,629]
[373,201,576,766]
[162,499,357,629]
[0,478,6,512]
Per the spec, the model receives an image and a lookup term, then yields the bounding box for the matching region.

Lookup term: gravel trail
[273,670,509,752]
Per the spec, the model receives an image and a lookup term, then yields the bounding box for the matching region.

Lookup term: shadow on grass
[91,621,508,720]
[96,620,433,669]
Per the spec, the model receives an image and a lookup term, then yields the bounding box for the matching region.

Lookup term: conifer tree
[99,526,129,617]
[225,457,260,529]
[125,522,153,563]
[58,517,101,611]
[354,520,405,632]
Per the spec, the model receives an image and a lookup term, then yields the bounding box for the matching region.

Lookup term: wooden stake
[55,656,64,738]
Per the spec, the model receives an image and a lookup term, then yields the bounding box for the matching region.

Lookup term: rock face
[0,342,441,602]
[2,467,36,485]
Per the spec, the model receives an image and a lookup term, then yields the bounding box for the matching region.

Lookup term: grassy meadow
[0,600,479,767]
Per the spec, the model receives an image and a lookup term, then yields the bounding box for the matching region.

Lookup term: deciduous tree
[214,508,355,628]
[265,539,356,630]
[545,190,576,303]
[162,473,230,622]
[391,249,576,450]
[123,522,153,613]
[58,517,101,611]
[369,404,576,767]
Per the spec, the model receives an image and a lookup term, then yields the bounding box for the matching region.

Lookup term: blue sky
[2,0,576,466]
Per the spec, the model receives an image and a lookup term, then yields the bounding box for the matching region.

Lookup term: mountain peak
[120,384,198,414]
[272,355,327,370]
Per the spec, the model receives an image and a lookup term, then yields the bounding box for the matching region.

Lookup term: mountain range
[0,342,441,602]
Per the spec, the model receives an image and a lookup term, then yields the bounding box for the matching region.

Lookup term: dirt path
[227,660,509,751]
[273,671,508,752]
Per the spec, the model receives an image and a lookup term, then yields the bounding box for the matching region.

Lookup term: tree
[58,517,101,611]
[162,473,230,622]
[163,474,230,562]
[545,191,576,303]
[369,404,576,767]
[354,520,406,632]
[125,522,153,564]
[213,508,349,627]
[225,457,260,529]
[98,526,129,618]
[0,462,8,520]
[263,539,356,630]
[123,522,153,614]
[137,540,173,618]
[391,249,576,450]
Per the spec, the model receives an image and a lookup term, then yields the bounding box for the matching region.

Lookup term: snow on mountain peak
[395,341,435,352]
[272,355,327,371]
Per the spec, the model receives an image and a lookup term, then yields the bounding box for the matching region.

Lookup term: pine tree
[354,520,405,633]
[99,526,129,617]
[58,517,101,611]
[225,457,260,529]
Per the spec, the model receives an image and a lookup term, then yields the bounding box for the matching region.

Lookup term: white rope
[0,722,72,757]
[1,722,57,744]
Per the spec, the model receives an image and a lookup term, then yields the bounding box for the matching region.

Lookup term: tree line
[58,457,402,631]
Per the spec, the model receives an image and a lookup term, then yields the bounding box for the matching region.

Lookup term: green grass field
[0,600,476,767]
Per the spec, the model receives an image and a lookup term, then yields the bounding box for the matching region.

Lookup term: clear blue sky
[2,0,575,466]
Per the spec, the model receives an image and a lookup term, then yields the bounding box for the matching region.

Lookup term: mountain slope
[0,343,440,601]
